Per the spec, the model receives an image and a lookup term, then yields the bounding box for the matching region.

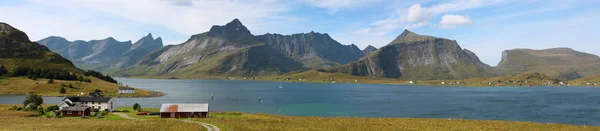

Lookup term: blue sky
[0,0,599,65]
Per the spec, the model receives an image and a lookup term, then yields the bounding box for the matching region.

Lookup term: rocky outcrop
[328,30,492,80]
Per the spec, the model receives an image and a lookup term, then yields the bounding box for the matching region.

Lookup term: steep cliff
[497,48,600,80]
[328,30,492,80]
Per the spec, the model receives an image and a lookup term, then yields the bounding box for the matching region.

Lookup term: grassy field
[192,112,600,131]
[0,104,204,131]
[91,106,600,131]
[0,76,160,97]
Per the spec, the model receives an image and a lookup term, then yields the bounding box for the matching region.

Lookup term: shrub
[133,103,141,111]
[8,105,18,110]
[92,108,99,112]
[68,84,74,88]
[23,94,43,107]
[47,79,55,84]
[46,105,59,111]
[16,107,23,111]
[59,87,66,94]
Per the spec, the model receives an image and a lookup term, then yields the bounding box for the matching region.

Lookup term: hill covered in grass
[496,48,600,80]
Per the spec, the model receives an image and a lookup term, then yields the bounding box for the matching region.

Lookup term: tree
[59,87,66,94]
[47,79,55,84]
[23,94,43,107]
[85,78,91,83]
[0,64,7,75]
[133,103,141,111]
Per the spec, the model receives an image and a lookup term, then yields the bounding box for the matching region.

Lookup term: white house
[118,86,135,94]
[58,97,116,111]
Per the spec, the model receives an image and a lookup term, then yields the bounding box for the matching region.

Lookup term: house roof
[64,97,113,102]
[160,103,209,112]
[118,87,135,90]
[61,106,90,111]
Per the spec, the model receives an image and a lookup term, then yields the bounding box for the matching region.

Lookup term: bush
[68,84,74,88]
[59,87,66,94]
[8,105,18,110]
[92,108,99,112]
[47,79,55,84]
[133,103,141,111]
[23,94,43,107]
[46,105,59,111]
[16,107,23,111]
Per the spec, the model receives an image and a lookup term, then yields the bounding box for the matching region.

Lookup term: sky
[0,0,599,66]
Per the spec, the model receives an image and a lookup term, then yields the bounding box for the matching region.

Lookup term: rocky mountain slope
[496,48,600,80]
[0,22,78,71]
[115,19,364,77]
[37,33,163,71]
[362,45,377,55]
[327,30,492,80]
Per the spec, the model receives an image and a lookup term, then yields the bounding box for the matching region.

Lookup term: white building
[118,86,135,94]
[58,97,116,111]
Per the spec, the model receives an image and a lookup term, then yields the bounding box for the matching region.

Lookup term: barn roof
[61,106,90,111]
[160,103,209,112]
[64,97,113,102]
[118,87,134,90]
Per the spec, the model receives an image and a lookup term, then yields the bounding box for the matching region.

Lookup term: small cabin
[118,86,135,94]
[61,106,91,117]
[160,103,209,118]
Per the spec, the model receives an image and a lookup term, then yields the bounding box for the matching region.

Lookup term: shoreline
[117,76,600,88]
[0,91,164,98]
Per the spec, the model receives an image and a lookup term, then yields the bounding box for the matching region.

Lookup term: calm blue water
[2,77,600,125]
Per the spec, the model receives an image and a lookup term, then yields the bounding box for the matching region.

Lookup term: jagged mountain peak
[389,29,440,45]
[208,19,252,40]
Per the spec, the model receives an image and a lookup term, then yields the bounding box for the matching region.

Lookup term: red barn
[160,103,209,118]
[61,106,91,117]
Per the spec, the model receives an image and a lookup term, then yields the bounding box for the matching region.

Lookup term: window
[78,111,81,114]
[67,111,72,114]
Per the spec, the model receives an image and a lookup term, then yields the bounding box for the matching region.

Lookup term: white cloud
[440,15,473,28]
[407,4,431,22]
[0,0,293,44]
[303,0,379,14]
[356,0,512,36]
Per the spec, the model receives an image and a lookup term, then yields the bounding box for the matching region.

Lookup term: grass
[0,104,203,131]
[104,107,600,131]
[0,77,160,97]
[195,112,600,131]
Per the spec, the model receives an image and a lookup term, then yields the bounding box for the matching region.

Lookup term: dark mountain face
[496,48,600,80]
[328,30,492,80]
[116,19,363,77]
[117,33,163,68]
[362,45,377,55]
[257,32,364,68]
[0,22,77,70]
[37,34,163,71]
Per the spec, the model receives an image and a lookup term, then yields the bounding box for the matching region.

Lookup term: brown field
[0,105,203,131]
[0,77,160,97]
[104,106,600,131]
[196,112,600,131]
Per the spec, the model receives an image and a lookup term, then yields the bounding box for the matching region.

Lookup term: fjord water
[2,77,600,125]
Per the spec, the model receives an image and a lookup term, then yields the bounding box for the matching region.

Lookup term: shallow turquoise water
[1,77,600,125]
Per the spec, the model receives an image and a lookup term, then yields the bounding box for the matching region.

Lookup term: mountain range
[37,33,163,72]
[0,22,78,71]
[29,19,600,80]
[113,19,364,77]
